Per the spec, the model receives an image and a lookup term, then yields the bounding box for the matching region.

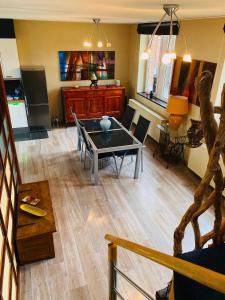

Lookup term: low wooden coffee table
[16,180,56,265]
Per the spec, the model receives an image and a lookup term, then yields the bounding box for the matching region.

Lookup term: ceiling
[0,0,225,23]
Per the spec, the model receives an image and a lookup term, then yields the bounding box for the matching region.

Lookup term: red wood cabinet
[61,86,125,124]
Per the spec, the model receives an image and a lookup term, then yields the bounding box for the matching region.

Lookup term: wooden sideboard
[61,85,125,124]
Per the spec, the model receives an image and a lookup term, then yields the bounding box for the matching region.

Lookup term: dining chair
[117,115,151,175]
[79,126,119,180]
[121,105,136,130]
[70,107,84,161]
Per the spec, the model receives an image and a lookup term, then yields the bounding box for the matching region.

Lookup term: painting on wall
[58,51,115,81]
[170,57,217,106]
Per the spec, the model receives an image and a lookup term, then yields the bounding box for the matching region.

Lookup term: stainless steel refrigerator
[21,66,51,131]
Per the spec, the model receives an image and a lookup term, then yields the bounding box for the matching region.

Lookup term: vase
[115,79,120,86]
[100,116,111,131]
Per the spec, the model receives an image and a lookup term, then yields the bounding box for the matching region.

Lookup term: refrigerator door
[21,67,51,130]
[21,68,48,105]
[27,104,51,131]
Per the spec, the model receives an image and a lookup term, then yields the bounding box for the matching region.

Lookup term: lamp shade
[166,95,188,115]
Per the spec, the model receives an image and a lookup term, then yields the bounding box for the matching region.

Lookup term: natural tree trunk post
[173,71,225,256]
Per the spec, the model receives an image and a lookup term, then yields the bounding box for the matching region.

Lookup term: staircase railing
[105,234,225,300]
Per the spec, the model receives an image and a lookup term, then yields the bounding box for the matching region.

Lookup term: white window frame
[137,34,176,103]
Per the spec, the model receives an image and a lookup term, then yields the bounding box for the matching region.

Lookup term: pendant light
[83,18,111,48]
[140,4,192,64]
[161,4,178,65]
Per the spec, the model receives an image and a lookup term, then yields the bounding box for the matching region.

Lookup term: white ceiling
[0,0,225,23]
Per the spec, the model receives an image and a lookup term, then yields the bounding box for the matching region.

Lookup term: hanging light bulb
[84,18,111,49]
[170,51,177,59]
[97,41,103,48]
[83,41,92,47]
[140,51,149,60]
[162,52,172,64]
[183,54,192,63]
[140,46,151,60]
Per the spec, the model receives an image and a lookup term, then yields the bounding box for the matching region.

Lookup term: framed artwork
[58,51,115,81]
[170,57,217,106]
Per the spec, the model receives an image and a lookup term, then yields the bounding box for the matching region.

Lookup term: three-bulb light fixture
[140,4,192,64]
[83,18,111,48]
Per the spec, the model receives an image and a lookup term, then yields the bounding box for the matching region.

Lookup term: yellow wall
[14,20,131,119]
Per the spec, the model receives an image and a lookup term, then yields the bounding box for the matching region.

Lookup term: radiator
[188,144,225,195]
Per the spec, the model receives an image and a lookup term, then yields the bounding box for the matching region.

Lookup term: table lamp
[166,95,188,130]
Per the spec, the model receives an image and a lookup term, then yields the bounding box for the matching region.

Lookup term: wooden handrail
[105,234,225,295]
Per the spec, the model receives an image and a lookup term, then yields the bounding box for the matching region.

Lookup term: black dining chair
[117,115,151,175]
[70,108,84,161]
[79,126,119,180]
[121,105,136,130]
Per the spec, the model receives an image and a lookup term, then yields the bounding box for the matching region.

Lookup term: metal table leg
[134,147,141,179]
[93,151,99,184]
[77,128,81,150]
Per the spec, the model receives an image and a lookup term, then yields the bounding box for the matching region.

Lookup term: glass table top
[88,129,138,149]
[79,117,121,132]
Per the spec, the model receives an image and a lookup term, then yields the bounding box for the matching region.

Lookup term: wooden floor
[16,127,213,300]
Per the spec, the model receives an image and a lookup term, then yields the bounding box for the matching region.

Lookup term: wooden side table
[16,180,56,265]
[153,122,187,168]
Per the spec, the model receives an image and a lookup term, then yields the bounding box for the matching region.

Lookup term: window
[137,34,176,105]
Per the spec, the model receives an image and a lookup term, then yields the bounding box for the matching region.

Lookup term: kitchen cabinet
[8,100,28,128]
[62,86,125,125]
[0,39,21,79]
[67,97,88,120]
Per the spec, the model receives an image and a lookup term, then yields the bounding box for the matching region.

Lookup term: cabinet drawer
[105,90,122,96]
[91,90,104,97]
[64,91,87,98]
[85,92,93,96]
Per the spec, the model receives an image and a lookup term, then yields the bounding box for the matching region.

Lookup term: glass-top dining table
[79,117,142,184]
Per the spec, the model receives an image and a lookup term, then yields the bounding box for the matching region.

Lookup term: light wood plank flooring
[16,127,213,300]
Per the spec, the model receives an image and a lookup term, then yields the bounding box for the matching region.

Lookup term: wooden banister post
[108,243,117,300]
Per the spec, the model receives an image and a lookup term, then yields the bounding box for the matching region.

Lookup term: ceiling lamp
[141,4,192,64]
[83,18,111,48]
